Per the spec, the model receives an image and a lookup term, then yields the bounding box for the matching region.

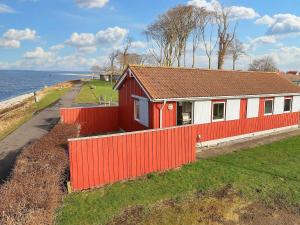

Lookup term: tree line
[97,4,278,77]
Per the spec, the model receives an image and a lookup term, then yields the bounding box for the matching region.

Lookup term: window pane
[134,99,140,120]
[284,99,292,112]
[265,100,273,114]
[213,103,224,120]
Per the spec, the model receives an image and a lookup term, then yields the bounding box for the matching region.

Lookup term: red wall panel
[60,106,119,135]
[118,75,148,131]
[69,125,197,191]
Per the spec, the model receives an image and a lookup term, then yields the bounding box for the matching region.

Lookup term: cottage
[61,65,300,190]
[114,65,300,145]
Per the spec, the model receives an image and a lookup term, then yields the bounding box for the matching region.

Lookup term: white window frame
[283,97,293,113]
[264,98,274,115]
[134,98,140,121]
[212,101,226,122]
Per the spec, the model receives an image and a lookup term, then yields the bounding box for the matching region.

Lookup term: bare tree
[145,13,177,66]
[108,50,119,84]
[227,38,246,70]
[200,14,217,69]
[170,5,194,67]
[119,37,133,70]
[90,65,101,80]
[191,7,209,68]
[215,6,237,69]
[249,56,278,72]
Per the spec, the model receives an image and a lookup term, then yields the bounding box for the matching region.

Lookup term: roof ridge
[128,64,279,75]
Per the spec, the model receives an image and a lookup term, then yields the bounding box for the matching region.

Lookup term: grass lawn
[56,135,300,225]
[75,80,118,104]
[36,88,70,110]
[0,87,70,141]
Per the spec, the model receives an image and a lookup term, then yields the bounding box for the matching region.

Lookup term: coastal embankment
[0,80,80,141]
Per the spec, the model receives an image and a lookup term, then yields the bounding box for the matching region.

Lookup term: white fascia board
[151,93,300,102]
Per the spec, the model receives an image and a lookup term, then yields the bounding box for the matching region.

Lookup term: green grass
[75,80,118,104]
[56,136,300,225]
[36,88,70,110]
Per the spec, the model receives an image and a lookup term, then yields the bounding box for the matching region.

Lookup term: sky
[0,0,300,71]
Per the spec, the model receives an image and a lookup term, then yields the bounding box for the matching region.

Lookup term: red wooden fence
[60,106,119,135]
[68,125,197,191]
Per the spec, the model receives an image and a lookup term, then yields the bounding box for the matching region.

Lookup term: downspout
[159,100,167,128]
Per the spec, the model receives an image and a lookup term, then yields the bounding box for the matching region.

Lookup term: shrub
[0,123,78,225]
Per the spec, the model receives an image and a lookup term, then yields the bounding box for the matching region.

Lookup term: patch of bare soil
[108,186,300,225]
[0,124,78,225]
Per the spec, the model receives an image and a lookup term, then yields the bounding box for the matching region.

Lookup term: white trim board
[196,125,299,149]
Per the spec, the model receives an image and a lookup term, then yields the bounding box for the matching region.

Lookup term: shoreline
[0,79,81,111]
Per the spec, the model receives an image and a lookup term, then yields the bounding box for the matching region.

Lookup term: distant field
[57,135,300,225]
[75,80,118,104]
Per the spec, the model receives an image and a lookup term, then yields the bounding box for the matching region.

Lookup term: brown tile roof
[125,65,300,100]
[284,74,300,82]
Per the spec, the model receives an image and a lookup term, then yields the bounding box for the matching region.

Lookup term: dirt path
[197,127,300,159]
[0,83,82,183]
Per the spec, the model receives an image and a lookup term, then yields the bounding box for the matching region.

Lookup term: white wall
[139,98,149,127]
[273,96,284,114]
[194,100,212,124]
[226,99,240,121]
[247,98,259,118]
[292,96,300,112]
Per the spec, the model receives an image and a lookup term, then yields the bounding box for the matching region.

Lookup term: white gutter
[159,99,167,128]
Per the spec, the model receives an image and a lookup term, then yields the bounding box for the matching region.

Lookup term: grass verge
[0,86,70,141]
[75,80,118,104]
[56,135,300,225]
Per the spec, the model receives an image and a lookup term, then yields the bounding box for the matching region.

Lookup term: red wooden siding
[195,99,300,142]
[118,74,149,131]
[69,125,197,191]
[60,106,119,135]
[150,102,177,128]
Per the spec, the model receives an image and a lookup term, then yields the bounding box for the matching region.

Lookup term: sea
[0,70,92,102]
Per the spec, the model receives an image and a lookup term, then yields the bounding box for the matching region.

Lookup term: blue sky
[0,0,300,71]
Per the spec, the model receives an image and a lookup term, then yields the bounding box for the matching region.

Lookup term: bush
[0,123,78,225]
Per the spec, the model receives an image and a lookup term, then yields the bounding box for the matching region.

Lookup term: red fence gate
[68,125,197,191]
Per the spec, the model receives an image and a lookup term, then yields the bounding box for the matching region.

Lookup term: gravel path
[0,83,82,183]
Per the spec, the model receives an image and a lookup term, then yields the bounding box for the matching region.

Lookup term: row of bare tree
[145,4,246,70]
[96,4,278,76]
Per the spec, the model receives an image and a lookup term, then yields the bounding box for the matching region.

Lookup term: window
[284,98,292,112]
[134,99,140,120]
[212,102,225,121]
[177,101,193,125]
[264,99,274,115]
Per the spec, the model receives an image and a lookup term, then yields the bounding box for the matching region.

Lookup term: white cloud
[75,0,108,9]
[24,47,53,59]
[65,32,96,47]
[255,15,274,26]
[0,3,15,13]
[0,39,20,48]
[0,28,37,49]
[246,35,277,50]
[3,28,37,41]
[131,41,147,49]
[49,44,65,51]
[187,0,220,11]
[95,26,128,44]
[255,14,300,35]
[65,26,128,52]
[228,6,259,20]
[187,0,259,20]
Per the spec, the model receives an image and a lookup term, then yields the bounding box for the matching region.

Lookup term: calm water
[0,70,90,101]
